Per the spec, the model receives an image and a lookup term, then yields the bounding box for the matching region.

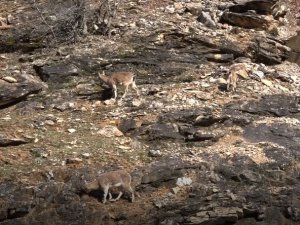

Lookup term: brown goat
[83,170,135,203]
[98,71,140,100]
[227,63,249,92]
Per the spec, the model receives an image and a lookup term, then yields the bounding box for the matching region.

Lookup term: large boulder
[227,0,276,15]
[33,63,79,88]
[220,11,271,29]
[0,73,44,108]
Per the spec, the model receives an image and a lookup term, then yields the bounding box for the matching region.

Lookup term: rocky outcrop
[0,73,44,108]
[33,63,79,87]
[0,133,32,147]
[221,11,272,29]
[224,95,300,118]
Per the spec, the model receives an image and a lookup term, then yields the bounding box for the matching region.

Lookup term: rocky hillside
[0,0,300,224]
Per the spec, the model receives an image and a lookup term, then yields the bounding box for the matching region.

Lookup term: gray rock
[0,73,44,108]
[262,207,294,225]
[33,63,79,87]
[205,53,234,62]
[224,95,300,118]
[239,170,262,183]
[250,37,290,65]
[197,11,217,28]
[220,11,270,29]
[227,0,274,15]
[0,133,31,147]
[251,70,265,80]
[176,177,192,187]
[141,158,184,185]
[146,123,184,141]
[185,3,203,16]
[148,149,162,157]
[235,218,258,225]
[191,129,226,142]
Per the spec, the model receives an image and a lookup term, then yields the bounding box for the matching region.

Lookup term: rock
[233,218,257,225]
[189,216,210,224]
[53,102,76,111]
[210,207,243,222]
[45,120,55,126]
[197,11,217,28]
[1,76,17,83]
[81,153,91,159]
[220,11,272,29]
[66,158,83,164]
[0,133,31,147]
[165,5,175,14]
[0,73,44,108]
[217,78,228,85]
[150,101,164,109]
[273,71,294,83]
[227,0,275,15]
[224,95,300,118]
[68,128,76,133]
[194,114,227,127]
[148,149,162,157]
[103,98,116,105]
[249,37,290,65]
[176,177,192,187]
[171,187,181,195]
[251,70,265,80]
[185,3,203,16]
[97,125,123,137]
[262,207,292,225]
[118,118,143,133]
[239,170,262,183]
[153,201,162,209]
[33,63,79,87]
[145,123,183,141]
[132,98,142,107]
[190,207,243,224]
[191,129,225,142]
[205,54,234,62]
[244,123,300,154]
[261,78,273,87]
[141,158,184,185]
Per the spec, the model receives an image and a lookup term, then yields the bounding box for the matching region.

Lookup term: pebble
[45,120,55,126]
[81,153,91,158]
[66,158,83,164]
[172,187,181,195]
[2,76,17,83]
[68,128,76,133]
[149,149,162,157]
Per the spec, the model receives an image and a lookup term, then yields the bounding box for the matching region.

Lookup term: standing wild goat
[83,170,135,203]
[98,71,140,100]
[227,63,249,92]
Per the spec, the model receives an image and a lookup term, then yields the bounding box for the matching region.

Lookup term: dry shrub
[19,0,119,46]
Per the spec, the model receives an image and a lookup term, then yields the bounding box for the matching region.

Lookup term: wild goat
[98,71,140,100]
[83,170,135,203]
[227,63,249,92]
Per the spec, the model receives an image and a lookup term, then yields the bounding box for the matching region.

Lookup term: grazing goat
[227,63,249,92]
[98,71,140,100]
[83,170,135,203]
